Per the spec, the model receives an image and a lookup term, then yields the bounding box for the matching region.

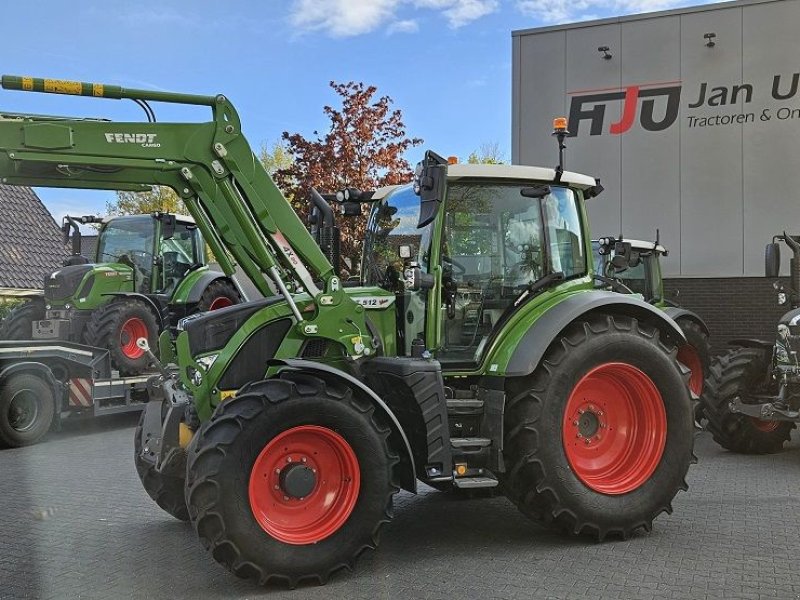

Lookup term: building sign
[567,73,800,136]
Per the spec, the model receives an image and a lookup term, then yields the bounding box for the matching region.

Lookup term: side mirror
[414,151,448,228]
[161,214,177,240]
[766,242,781,278]
[610,240,634,271]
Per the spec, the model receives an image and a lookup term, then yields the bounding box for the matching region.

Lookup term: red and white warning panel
[69,378,93,408]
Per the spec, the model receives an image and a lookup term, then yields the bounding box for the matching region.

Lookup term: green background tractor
[699,233,799,453]
[593,237,711,399]
[0,78,695,587]
[0,212,240,374]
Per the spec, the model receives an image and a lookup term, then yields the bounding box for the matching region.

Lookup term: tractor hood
[44,262,134,304]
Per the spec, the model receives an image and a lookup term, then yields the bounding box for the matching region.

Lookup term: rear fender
[270,358,418,493]
[506,290,686,377]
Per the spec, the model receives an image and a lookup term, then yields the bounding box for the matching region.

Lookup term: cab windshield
[362,185,433,289]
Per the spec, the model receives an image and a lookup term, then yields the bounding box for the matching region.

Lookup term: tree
[259,140,293,177]
[106,186,184,216]
[274,81,422,275]
[467,141,505,165]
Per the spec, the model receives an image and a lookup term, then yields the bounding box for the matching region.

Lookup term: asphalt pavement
[1,414,799,600]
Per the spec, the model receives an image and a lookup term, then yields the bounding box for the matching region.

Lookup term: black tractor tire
[501,314,694,540]
[133,409,190,522]
[700,347,795,454]
[0,372,55,448]
[84,299,159,376]
[675,318,711,399]
[185,372,400,587]
[196,279,240,312]
[0,299,45,340]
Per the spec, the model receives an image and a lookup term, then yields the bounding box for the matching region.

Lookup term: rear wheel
[0,299,45,340]
[700,347,794,454]
[196,279,240,312]
[676,318,711,398]
[501,314,694,539]
[133,408,190,521]
[0,372,55,448]
[185,373,399,587]
[84,300,159,376]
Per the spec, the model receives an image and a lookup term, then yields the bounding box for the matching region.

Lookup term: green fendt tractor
[0,211,240,374]
[699,233,799,453]
[593,236,711,398]
[0,78,695,587]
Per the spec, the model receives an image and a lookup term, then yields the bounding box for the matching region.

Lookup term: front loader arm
[0,75,374,358]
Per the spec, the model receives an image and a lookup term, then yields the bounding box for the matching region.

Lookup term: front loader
[0,78,695,587]
[0,210,240,375]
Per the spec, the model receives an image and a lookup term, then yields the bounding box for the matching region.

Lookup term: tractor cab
[593,237,667,305]
[94,214,204,295]
[363,157,600,368]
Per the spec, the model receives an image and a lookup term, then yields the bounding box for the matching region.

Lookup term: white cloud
[289,0,498,37]
[387,19,420,34]
[516,0,701,24]
[289,0,398,37]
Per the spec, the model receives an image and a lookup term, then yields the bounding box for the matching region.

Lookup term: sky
[3,0,719,222]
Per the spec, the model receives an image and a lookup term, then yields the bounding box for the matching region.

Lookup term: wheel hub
[577,408,602,439]
[278,463,317,499]
[563,362,667,495]
[249,425,360,545]
[8,390,38,432]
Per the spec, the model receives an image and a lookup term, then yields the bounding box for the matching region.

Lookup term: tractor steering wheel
[442,255,466,276]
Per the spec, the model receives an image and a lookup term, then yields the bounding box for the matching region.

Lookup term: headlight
[778,292,787,305]
[187,366,203,387]
[196,354,218,370]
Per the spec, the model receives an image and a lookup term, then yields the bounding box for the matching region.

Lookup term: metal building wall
[512,0,800,279]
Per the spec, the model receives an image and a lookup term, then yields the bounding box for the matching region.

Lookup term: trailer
[0,340,149,447]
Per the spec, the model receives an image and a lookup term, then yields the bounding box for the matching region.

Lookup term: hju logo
[567,83,682,136]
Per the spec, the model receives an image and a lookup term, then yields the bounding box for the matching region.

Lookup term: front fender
[270,358,418,494]
[505,290,686,377]
[103,293,164,329]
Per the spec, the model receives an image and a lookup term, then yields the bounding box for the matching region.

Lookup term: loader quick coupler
[140,375,191,476]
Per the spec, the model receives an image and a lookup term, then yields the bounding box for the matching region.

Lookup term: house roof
[0,184,66,290]
[80,235,99,262]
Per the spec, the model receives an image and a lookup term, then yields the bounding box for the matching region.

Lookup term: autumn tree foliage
[274,81,422,275]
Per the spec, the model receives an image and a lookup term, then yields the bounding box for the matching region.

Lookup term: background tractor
[593,236,711,399]
[0,78,695,587]
[0,212,240,375]
[699,233,799,453]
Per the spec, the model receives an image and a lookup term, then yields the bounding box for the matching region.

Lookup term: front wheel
[502,314,694,540]
[185,373,399,587]
[133,408,190,521]
[196,279,240,312]
[84,300,159,376]
[700,347,795,454]
[0,299,45,341]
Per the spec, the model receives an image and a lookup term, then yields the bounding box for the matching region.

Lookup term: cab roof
[446,163,597,190]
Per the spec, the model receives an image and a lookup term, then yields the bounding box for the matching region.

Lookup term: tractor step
[450,437,491,448]
[453,476,499,489]
[446,398,484,414]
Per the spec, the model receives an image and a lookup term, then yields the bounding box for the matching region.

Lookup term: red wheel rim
[750,417,780,432]
[249,425,360,545]
[677,344,704,396]
[120,317,148,359]
[563,362,667,495]
[208,296,234,311]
